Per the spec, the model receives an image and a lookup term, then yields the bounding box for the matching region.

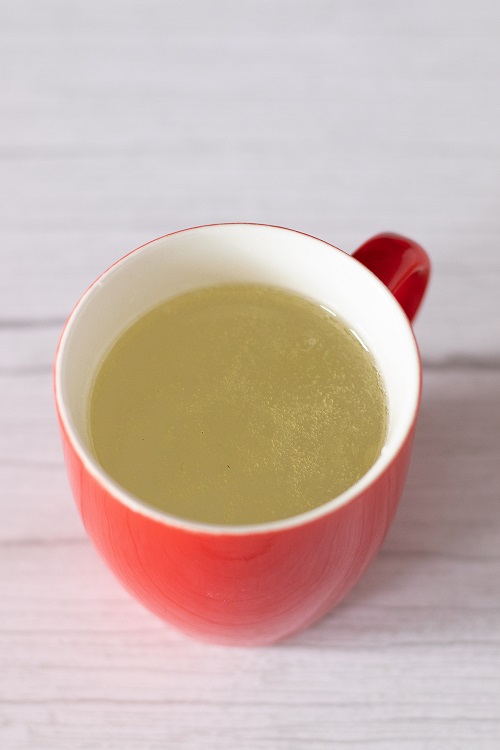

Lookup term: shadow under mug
[54,223,430,646]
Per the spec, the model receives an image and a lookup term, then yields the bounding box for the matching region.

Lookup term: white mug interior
[55,223,421,533]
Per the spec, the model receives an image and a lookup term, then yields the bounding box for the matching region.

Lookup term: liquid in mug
[89,284,387,525]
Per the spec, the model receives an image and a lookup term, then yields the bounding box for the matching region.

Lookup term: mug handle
[352,233,430,323]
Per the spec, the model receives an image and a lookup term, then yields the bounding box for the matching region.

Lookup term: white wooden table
[2,2,499,748]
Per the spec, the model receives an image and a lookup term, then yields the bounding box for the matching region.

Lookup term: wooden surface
[1,1,499,748]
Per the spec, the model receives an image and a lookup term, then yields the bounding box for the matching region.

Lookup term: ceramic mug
[54,224,430,646]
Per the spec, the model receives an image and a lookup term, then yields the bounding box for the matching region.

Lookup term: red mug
[54,224,430,646]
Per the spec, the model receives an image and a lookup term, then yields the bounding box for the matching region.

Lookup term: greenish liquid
[89,284,387,525]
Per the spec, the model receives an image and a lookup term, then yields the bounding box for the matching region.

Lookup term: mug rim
[54,222,422,536]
